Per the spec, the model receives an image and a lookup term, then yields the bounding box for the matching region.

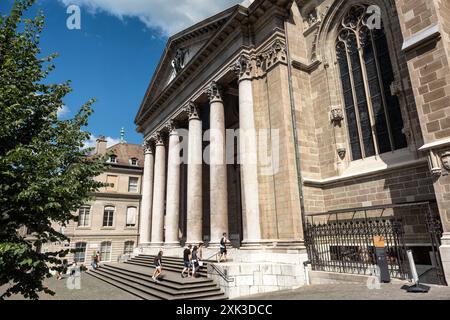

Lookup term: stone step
[102,264,213,289]
[129,257,208,272]
[88,267,226,300]
[125,259,208,277]
[96,267,221,297]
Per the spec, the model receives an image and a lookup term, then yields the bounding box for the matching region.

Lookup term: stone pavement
[238,283,450,300]
[2,272,141,300]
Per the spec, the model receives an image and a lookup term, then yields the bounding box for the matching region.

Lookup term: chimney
[95,136,107,155]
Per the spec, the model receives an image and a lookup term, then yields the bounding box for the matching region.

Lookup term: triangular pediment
[145,7,236,103]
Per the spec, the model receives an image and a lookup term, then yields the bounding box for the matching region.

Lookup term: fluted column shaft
[235,56,261,244]
[208,82,228,245]
[139,144,154,245]
[186,103,203,244]
[150,134,166,246]
[165,123,181,246]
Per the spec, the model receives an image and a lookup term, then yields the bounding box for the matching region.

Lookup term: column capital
[261,38,287,70]
[143,139,154,154]
[152,132,165,146]
[233,55,253,82]
[184,101,201,121]
[206,81,223,103]
[164,119,179,136]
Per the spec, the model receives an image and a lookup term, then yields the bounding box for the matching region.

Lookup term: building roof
[107,143,144,168]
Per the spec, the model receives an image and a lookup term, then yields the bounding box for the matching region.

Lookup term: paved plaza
[2,273,141,300]
[238,283,450,300]
[3,271,450,300]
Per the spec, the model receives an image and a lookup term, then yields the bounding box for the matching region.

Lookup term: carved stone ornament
[427,149,442,178]
[441,151,450,171]
[337,147,346,160]
[207,81,222,102]
[152,132,165,146]
[262,39,287,69]
[165,120,178,135]
[171,48,189,75]
[233,55,252,81]
[144,139,154,154]
[330,106,344,124]
[184,101,200,120]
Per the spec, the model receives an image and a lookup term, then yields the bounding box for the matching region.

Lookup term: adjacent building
[41,137,144,265]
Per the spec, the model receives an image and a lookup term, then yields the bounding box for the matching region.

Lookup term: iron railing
[305,216,409,279]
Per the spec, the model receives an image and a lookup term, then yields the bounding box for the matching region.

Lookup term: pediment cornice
[135,0,294,131]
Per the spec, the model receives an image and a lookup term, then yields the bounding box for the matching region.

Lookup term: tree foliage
[0,0,106,299]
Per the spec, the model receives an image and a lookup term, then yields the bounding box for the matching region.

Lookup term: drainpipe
[284,20,307,236]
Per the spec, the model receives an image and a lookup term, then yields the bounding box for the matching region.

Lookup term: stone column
[186,102,203,244]
[207,82,228,245]
[139,141,155,246]
[150,132,166,247]
[164,121,181,247]
[234,56,261,245]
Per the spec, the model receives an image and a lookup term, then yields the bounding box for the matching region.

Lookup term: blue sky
[0,0,243,146]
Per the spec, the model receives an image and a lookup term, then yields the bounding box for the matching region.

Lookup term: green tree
[0,0,106,299]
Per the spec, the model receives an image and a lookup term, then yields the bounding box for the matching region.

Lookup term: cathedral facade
[135,0,450,295]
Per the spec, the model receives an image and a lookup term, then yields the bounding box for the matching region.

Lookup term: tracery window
[336,5,407,161]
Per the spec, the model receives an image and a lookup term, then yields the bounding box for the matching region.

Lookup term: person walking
[181,245,192,278]
[191,246,199,278]
[91,251,99,270]
[152,250,163,283]
[217,232,230,263]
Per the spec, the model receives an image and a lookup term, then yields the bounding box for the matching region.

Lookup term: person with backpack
[191,246,199,278]
[152,250,163,283]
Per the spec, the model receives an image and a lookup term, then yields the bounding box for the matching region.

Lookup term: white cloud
[84,135,121,150]
[59,0,252,36]
[57,105,70,118]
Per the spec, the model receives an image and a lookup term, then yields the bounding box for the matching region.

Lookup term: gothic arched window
[336,5,407,161]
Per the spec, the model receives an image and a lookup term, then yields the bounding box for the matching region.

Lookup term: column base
[241,239,306,251]
[185,240,203,246]
[138,242,151,248]
[149,242,164,248]
[164,242,181,248]
[439,233,450,285]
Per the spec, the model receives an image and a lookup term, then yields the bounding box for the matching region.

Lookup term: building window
[78,205,91,227]
[336,5,407,161]
[108,155,118,163]
[106,175,118,192]
[128,177,139,193]
[103,206,114,227]
[100,241,112,262]
[130,158,139,166]
[124,241,134,255]
[74,242,87,263]
[126,207,137,227]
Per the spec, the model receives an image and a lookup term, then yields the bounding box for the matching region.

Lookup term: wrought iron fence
[305,217,409,279]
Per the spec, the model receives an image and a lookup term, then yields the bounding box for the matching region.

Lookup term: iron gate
[305,216,409,279]
[425,203,447,286]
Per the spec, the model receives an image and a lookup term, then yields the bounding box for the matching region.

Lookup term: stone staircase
[125,254,209,277]
[88,255,226,300]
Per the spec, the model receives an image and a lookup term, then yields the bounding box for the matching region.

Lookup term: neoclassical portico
[138,56,267,248]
